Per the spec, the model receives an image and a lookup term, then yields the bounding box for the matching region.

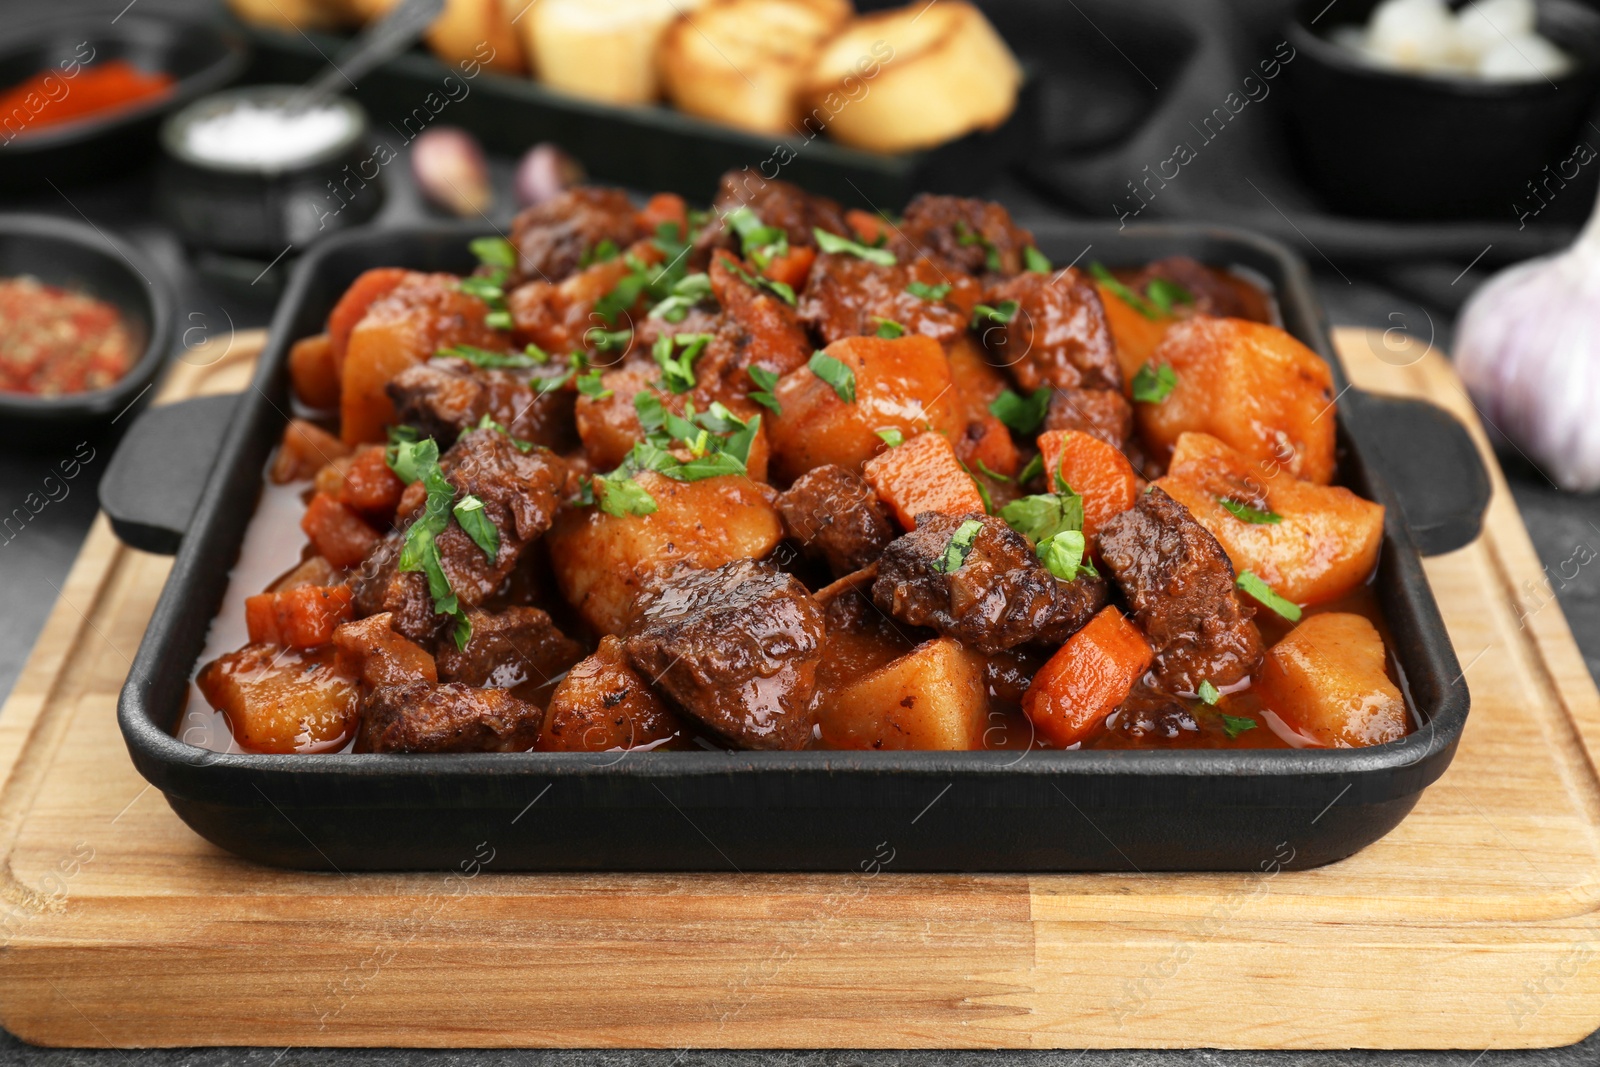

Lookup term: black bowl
[0,16,247,189]
[0,213,174,435]
[1283,0,1600,220]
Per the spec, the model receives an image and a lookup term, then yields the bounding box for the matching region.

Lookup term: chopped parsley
[989,386,1051,435]
[595,469,658,517]
[1130,362,1177,404]
[1016,453,1044,485]
[652,333,712,394]
[726,206,789,268]
[587,399,764,518]
[576,368,612,399]
[1024,246,1052,273]
[592,225,696,326]
[1197,680,1221,705]
[1037,529,1097,581]
[1236,570,1302,621]
[471,413,537,453]
[584,325,632,353]
[452,495,498,562]
[873,316,906,339]
[579,238,620,267]
[808,350,856,404]
[959,460,994,514]
[1220,714,1257,740]
[1088,261,1194,321]
[469,236,516,270]
[746,365,781,413]
[726,258,796,306]
[814,227,896,266]
[875,427,904,447]
[1000,486,1084,545]
[970,301,1019,330]
[648,272,712,323]
[936,518,985,574]
[976,460,1012,483]
[955,221,1002,272]
[383,433,472,649]
[1147,277,1195,316]
[1219,498,1282,525]
[905,280,951,302]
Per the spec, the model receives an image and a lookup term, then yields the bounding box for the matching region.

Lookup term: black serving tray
[108,219,1490,873]
[236,22,1039,208]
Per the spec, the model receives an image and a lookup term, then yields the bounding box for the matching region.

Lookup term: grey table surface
[4,24,1600,1066]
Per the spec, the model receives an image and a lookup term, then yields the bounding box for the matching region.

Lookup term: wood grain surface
[0,329,1596,1050]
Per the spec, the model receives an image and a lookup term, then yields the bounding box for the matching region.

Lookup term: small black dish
[157,85,384,264]
[0,213,174,437]
[1283,0,1600,220]
[0,16,247,190]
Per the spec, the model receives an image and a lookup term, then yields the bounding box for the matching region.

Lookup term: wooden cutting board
[2,329,1598,1051]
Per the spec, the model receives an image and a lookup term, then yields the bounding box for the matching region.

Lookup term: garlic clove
[1455,194,1600,491]
[410,126,492,218]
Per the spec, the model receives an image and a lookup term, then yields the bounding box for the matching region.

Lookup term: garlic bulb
[1455,184,1600,491]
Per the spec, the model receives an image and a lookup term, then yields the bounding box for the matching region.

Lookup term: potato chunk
[767,334,961,482]
[1259,613,1407,748]
[819,637,987,750]
[538,636,684,751]
[546,472,784,635]
[1156,432,1385,606]
[1136,317,1336,484]
[197,643,359,754]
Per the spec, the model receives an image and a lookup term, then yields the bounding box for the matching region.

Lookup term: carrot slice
[338,445,405,522]
[638,192,688,237]
[245,585,355,649]
[300,492,379,569]
[1022,606,1154,748]
[861,430,986,530]
[762,245,816,292]
[288,333,340,410]
[845,209,890,246]
[327,268,408,368]
[1037,429,1140,540]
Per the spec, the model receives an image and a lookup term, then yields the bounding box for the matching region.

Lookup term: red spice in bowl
[0,276,136,396]
[0,59,174,137]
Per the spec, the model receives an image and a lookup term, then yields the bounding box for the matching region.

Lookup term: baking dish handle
[100,393,241,555]
[1351,392,1490,557]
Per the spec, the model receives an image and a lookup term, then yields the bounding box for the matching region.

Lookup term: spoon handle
[294,0,448,109]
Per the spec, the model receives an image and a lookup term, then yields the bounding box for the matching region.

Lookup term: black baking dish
[109,218,1489,873]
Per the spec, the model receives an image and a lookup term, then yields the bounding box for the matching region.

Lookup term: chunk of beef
[777,464,896,578]
[1110,683,1201,741]
[348,428,567,642]
[872,512,1107,655]
[537,635,685,751]
[508,244,662,360]
[890,194,1036,278]
[798,253,972,347]
[694,172,851,263]
[387,357,576,451]
[623,559,824,750]
[435,606,583,690]
[359,681,544,753]
[689,252,813,405]
[510,187,643,284]
[1044,386,1134,454]
[332,612,438,688]
[1128,256,1271,322]
[981,269,1120,394]
[1096,487,1264,691]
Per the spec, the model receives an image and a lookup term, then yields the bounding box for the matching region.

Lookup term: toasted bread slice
[804,0,1021,153]
[426,0,527,74]
[526,0,700,104]
[659,0,852,134]
[227,0,355,30]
